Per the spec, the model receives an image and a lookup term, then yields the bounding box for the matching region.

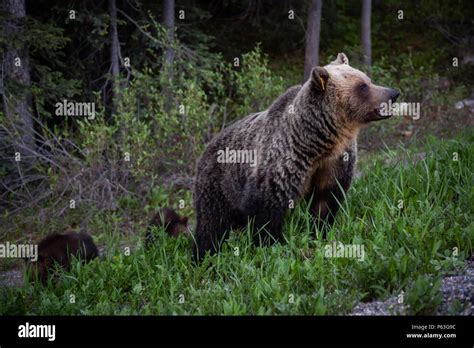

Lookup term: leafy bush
[405,275,443,315]
[1,131,471,315]
[371,51,435,102]
[232,45,285,118]
[71,43,286,211]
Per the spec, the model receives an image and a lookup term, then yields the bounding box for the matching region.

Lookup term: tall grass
[1,132,472,315]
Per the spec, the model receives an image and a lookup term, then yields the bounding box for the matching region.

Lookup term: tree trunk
[163,0,175,112]
[361,0,372,74]
[3,0,34,153]
[303,0,322,82]
[109,0,120,115]
[163,0,175,68]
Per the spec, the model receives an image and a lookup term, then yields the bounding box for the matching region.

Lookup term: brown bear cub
[145,208,189,247]
[25,232,99,284]
[193,52,399,261]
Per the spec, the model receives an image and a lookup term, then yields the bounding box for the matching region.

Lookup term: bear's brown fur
[145,208,189,247]
[25,231,99,284]
[192,53,399,261]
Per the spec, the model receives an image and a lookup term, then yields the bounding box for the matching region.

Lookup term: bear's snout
[389,89,400,102]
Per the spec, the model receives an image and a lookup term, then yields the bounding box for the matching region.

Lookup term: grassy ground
[0,131,472,315]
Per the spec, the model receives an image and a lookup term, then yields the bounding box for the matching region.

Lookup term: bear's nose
[390,89,400,102]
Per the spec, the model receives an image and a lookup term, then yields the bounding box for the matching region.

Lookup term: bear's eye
[359,83,369,93]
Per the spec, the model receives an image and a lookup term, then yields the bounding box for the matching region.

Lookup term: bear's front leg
[307,143,356,238]
[251,208,285,247]
[308,188,343,238]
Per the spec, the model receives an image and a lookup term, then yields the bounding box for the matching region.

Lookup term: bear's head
[310,53,399,124]
[153,208,189,237]
[166,215,188,237]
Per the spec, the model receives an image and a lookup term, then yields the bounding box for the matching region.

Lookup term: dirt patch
[351,260,474,315]
[0,267,24,288]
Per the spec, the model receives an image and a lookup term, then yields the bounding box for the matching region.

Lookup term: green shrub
[405,275,443,315]
[232,45,284,119]
[78,44,285,183]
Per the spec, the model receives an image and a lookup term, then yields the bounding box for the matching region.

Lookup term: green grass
[1,132,473,315]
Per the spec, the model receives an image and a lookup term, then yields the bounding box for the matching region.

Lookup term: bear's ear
[331,52,349,65]
[311,66,329,92]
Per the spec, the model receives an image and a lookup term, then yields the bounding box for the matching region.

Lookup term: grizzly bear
[145,207,189,247]
[193,53,399,261]
[25,231,99,284]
